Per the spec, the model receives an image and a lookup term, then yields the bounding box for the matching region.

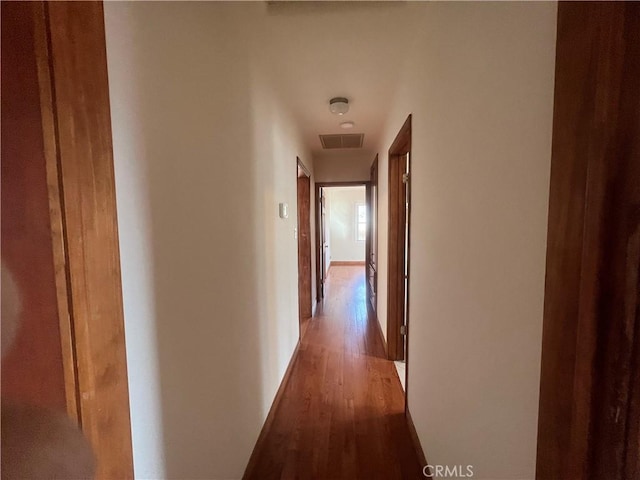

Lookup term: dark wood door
[1,0,69,412]
[536,3,640,479]
[297,174,312,323]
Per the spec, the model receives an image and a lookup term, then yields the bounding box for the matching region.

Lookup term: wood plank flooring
[244,266,424,479]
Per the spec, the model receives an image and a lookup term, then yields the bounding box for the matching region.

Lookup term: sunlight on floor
[395,361,406,391]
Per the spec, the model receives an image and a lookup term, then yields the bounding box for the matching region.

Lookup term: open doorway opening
[325,186,366,268]
[387,115,412,399]
[315,182,371,303]
[296,158,312,339]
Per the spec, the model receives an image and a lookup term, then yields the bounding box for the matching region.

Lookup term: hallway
[244,266,424,479]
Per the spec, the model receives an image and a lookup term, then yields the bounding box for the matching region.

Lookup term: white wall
[105,3,314,478]
[375,3,557,479]
[313,151,374,183]
[325,187,366,263]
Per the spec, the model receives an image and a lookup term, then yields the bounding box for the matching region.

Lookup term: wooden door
[297,164,312,325]
[536,3,640,479]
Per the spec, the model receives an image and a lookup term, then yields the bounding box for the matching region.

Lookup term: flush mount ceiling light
[340,121,355,129]
[329,97,349,115]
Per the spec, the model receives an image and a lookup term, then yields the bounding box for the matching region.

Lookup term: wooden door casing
[367,155,379,312]
[1,2,134,478]
[536,3,640,479]
[387,115,412,362]
[297,160,313,324]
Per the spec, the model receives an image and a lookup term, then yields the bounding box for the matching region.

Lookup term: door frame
[366,155,379,315]
[386,114,412,365]
[535,3,640,479]
[315,181,370,302]
[296,157,312,337]
[17,2,134,477]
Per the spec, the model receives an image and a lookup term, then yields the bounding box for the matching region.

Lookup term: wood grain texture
[297,159,313,336]
[243,266,424,479]
[386,153,402,361]
[1,0,67,411]
[45,2,133,478]
[386,115,411,362]
[32,0,80,422]
[536,3,640,479]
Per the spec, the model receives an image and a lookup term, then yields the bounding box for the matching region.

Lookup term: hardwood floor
[244,266,424,479]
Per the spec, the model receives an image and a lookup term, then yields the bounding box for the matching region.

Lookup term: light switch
[279,202,288,219]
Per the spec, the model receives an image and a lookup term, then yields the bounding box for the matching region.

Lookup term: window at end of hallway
[356,203,366,242]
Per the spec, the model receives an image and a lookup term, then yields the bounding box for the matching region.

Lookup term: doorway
[387,115,412,395]
[315,182,370,302]
[296,158,313,338]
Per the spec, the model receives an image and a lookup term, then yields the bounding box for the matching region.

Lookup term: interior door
[1,0,69,412]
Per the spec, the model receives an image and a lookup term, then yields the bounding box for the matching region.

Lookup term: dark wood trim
[296,157,313,334]
[242,341,302,479]
[404,141,413,415]
[297,156,311,178]
[406,408,427,467]
[32,1,80,423]
[315,183,323,301]
[536,3,640,479]
[386,115,411,364]
[389,114,412,156]
[387,154,404,361]
[330,261,365,267]
[44,2,133,477]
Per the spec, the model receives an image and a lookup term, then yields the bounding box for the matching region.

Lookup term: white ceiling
[245,2,422,157]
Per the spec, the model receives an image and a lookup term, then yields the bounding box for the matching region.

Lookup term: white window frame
[355,203,366,242]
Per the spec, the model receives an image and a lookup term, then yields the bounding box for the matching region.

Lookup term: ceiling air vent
[319,133,364,149]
